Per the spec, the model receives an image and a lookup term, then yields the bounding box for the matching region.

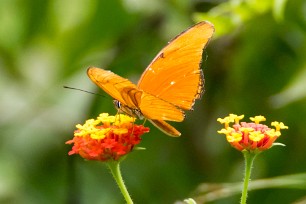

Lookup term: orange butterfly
[87,21,214,137]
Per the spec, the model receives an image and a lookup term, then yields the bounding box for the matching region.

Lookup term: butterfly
[87,21,214,137]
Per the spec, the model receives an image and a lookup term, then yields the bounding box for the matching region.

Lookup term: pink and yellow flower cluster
[66,113,150,161]
[217,114,288,152]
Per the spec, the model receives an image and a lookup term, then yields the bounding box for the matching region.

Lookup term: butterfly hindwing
[139,92,185,122]
[148,119,181,137]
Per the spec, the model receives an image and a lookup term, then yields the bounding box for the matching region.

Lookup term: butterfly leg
[114,110,122,124]
[142,118,147,125]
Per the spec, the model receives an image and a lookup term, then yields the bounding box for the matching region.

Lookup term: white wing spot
[148,67,156,74]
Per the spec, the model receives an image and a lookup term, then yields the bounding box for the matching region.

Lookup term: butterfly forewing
[137,21,214,111]
[87,67,140,109]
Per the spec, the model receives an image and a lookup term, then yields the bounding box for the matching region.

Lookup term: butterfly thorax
[113,100,144,120]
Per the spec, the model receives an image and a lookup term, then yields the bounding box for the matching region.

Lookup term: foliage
[0,0,305,203]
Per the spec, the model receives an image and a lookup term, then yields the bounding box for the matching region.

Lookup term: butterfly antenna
[63,86,105,97]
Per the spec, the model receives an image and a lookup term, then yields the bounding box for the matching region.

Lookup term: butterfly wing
[148,119,181,137]
[87,67,184,121]
[139,92,184,122]
[137,21,215,111]
[87,67,141,109]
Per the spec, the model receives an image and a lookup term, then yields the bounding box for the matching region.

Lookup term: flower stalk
[241,151,257,204]
[107,160,133,204]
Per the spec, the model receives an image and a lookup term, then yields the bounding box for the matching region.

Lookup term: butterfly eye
[113,100,121,110]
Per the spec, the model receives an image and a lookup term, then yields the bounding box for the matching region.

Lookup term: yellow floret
[249,131,265,142]
[75,119,101,137]
[90,128,111,139]
[98,113,116,124]
[227,132,243,142]
[114,114,136,126]
[217,127,234,135]
[113,128,129,135]
[271,121,288,131]
[266,129,281,137]
[250,115,266,124]
[229,114,244,124]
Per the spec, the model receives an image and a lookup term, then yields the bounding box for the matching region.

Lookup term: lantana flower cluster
[66,113,150,161]
[217,114,288,152]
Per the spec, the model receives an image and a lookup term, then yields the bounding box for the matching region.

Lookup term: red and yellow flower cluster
[217,114,288,152]
[66,113,150,161]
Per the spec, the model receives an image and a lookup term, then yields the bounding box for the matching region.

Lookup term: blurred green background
[1,0,305,203]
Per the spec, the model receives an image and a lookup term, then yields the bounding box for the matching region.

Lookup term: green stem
[241,151,257,204]
[107,161,133,204]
